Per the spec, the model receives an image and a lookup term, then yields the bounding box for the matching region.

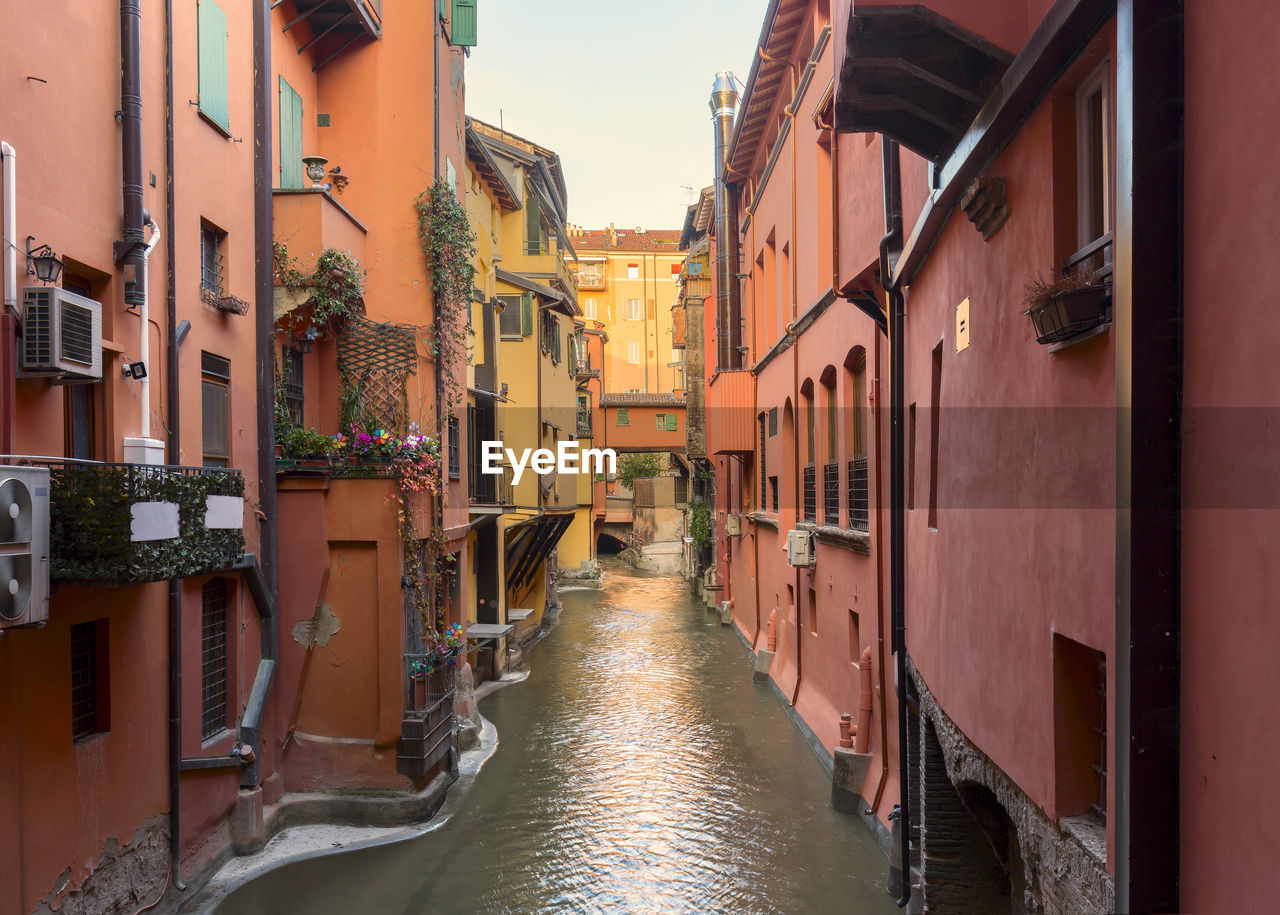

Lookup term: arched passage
[596,532,627,555]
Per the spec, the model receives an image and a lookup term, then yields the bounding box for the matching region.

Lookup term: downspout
[241,0,278,792]
[879,135,909,909]
[787,321,802,707]
[138,219,160,438]
[1,142,16,454]
[710,72,741,371]
[432,1,448,619]
[870,330,889,813]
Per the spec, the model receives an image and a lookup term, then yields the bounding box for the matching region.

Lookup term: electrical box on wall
[956,298,970,352]
[725,513,741,536]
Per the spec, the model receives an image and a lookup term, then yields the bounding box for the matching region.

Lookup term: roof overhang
[833,5,1013,163]
[465,124,520,210]
[727,0,810,177]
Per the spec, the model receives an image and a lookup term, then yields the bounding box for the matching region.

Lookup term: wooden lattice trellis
[337,316,422,434]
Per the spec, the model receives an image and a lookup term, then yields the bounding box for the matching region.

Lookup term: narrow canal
[216,559,895,913]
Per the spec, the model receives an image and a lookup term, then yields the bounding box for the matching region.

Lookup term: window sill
[747,511,778,529]
[1059,814,1106,866]
[197,109,233,139]
[201,727,234,750]
[798,521,871,555]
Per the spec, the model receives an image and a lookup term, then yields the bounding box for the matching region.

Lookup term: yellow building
[464,118,597,654]
[566,224,687,396]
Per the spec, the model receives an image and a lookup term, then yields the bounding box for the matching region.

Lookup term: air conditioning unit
[0,466,51,629]
[786,529,816,568]
[18,286,103,381]
[725,513,742,536]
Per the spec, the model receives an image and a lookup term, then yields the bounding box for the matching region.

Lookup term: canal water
[216,559,895,913]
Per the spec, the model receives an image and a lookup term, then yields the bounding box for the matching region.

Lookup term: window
[577,394,591,435]
[625,299,643,321]
[71,620,109,741]
[497,294,523,338]
[584,298,597,319]
[279,76,304,188]
[929,341,942,529]
[525,186,545,255]
[770,476,779,512]
[848,351,869,533]
[197,0,230,131]
[627,341,640,364]
[627,263,639,280]
[808,587,818,634]
[616,408,630,427]
[282,345,303,426]
[201,579,229,740]
[654,413,676,432]
[1076,62,1112,249]
[540,310,561,363]
[673,365,686,390]
[768,407,778,437]
[847,609,861,665]
[1054,635,1107,824]
[448,415,460,479]
[202,351,231,467]
[759,413,768,508]
[579,263,605,289]
[200,222,226,295]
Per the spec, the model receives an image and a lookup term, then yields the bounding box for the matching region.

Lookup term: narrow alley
[207,559,895,913]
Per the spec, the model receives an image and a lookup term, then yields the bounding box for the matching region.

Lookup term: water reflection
[215,560,895,913]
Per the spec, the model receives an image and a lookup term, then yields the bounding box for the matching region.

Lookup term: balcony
[576,406,593,438]
[469,462,513,510]
[27,459,245,585]
[287,1,382,70]
[576,262,607,292]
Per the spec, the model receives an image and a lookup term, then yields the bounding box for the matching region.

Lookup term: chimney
[607,223,617,247]
[711,70,742,371]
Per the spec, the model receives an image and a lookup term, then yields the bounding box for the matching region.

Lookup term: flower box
[1025,285,1111,345]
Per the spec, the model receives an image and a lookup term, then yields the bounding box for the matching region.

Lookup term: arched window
[820,366,839,524]
[801,380,816,522]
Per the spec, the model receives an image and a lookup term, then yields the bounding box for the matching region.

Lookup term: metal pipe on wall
[1,141,17,454]
[710,72,741,372]
[119,0,146,309]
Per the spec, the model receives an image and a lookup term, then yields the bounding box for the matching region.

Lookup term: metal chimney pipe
[120,0,146,309]
[710,71,742,371]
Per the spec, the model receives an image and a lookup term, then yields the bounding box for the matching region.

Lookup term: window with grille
[768,406,778,437]
[759,413,768,508]
[770,476,779,512]
[201,579,229,740]
[803,466,817,522]
[824,462,840,525]
[282,345,304,426]
[71,620,109,741]
[202,351,231,468]
[448,415,460,479]
[200,222,225,295]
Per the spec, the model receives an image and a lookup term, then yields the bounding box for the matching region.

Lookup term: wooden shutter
[521,292,533,337]
[278,77,304,188]
[452,0,477,47]
[666,413,678,432]
[617,408,629,427]
[525,191,541,254]
[197,0,230,131]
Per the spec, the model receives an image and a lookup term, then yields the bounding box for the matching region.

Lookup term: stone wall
[909,662,1114,914]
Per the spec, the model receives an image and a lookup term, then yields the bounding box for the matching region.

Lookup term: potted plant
[279,426,334,469]
[1023,265,1111,345]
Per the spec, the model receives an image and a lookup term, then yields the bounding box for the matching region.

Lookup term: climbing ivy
[415,178,477,409]
[688,497,712,552]
[273,241,366,339]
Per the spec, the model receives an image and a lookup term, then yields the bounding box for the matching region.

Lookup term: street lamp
[25,237,64,284]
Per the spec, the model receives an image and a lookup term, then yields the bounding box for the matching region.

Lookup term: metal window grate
[770,476,779,512]
[283,345,304,426]
[823,462,840,525]
[71,621,101,740]
[849,457,869,532]
[768,407,778,437]
[1091,651,1108,820]
[201,579,229,740]
[448,416,460,479]
[201,227,224,294]
[759,414,768,508]
[803,466,816,522]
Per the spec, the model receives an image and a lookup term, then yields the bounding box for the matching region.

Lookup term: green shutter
[278,77,304,188]
[521,292,533,337]
[617,408,629,427]
[666,413,678,432]
[568,337,577,375]
[197,0,229,131]
[452,0,478,47]
[525,190,541,254]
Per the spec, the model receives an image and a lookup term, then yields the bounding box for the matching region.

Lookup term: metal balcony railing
[4,457,246,584]
[848,456,869,533]
[468,460,513,507]
[803,466,816,523]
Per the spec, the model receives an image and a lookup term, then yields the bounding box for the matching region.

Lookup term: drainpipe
[241,0,278,792]
[117,0,146,310]
[710,72,741,371]
[1,141,16,454]
[787,321,802,707]
[878,135,909,909]
[870,331,890,814]
[138,219,160,438]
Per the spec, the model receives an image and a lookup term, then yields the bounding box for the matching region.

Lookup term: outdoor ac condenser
[785,529,816,568]
[0,466,51,629]
[18,286,103,381]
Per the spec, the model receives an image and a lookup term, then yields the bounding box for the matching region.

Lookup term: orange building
[0,0,474,910]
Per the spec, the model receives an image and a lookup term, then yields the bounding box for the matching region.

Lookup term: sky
[464,0,767,231]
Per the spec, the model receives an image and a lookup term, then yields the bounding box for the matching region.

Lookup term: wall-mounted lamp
[25,237,64,284]
[122,361,147,380]
[297,325,320,354]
